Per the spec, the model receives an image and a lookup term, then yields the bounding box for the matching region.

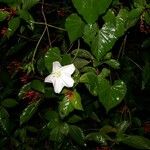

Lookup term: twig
[41,0,51,47]
[127,56,143,71]
[31,27,47,64]
[117,35,127,59]
[31,21,66,31]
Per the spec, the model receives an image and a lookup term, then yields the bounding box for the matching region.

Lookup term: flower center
[53,70,61,77]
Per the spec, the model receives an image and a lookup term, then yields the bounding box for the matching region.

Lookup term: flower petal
[61,75,74,87]
[61,64,75,75]
[53,78,64,93]
[52,61,61,72]
[44,74,54,83]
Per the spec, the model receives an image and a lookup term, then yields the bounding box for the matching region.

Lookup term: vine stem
[31,21,66,31]
[31,27,47,64]
[41,0,51,47]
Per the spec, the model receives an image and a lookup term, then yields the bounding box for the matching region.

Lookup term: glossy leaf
[86,132,107,144]
[31,80,45,93]
[59,95,74,118]
[71,49,94,60]
[83,23,99,45]
[80,72,98,96]
[0,11,9,21]
[70,90,83,110]
[126,8,143,29]
[18,83,31,99]
[1,98,18,108]
[97,77,126,112]
[44,47,61,72]
[104,59,120,69]
[91,22,116,60]
[50,123,69,142]
[117,121,130,134]
[69,125,85,145]
[67,115,82,123]
[6,17,20,38]
[59,90,83,118]
[121,135,150,149]
[73,58,90,69]
[20,100,40,125]
[19,10,34,30]
[72,0,112,23]
[65,13,85,42]
[37,56,47,75]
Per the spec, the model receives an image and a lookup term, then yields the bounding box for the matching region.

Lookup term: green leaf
[61,54,72,65]
[1,98,18,108]
[72,0,112,23]
[97,77,126,112]
[80,72,98,96]
[20,100,40,125]
[91,22,116,60]
[71,49,94,60]
[86,132,107,144]
[117,121,130,134]
[31,80,45,93]
[19,10,34,30]
[121,135,150,149]
[6,17,20,38]
[37,56,47,75]
[144,11,150,25]
[50,123,69,142]
[69,125,85,145]
[73,58,90,69]
[134,0,146,7]
[67,115,82,123]
[44,47,62,72]
[104,59,120,69]
[70,90,83,110]
[0,11,9,21]
[83,23,99,45]
[18,83,31,99]
[59,95,74,118]
[22,0,39,10]
[91,8,142,60]
[0,107,9,132]
[100,125,117,134]
[126,8,143,29]
[65,13,85,42]
[59,90,83,118]
[99,68,111,78]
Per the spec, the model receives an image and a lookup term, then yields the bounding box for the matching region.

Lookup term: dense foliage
[0,0,150,149]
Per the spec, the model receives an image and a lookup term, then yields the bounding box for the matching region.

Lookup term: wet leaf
[97,77,126,112]
[20,100,40,125]
[69,125,85,145]
[0,11,9,21]
[72,0,112,23]
[6,17,20,38]
[120,135,150,149]
[44,47,61,72]
[31,80,45,93]
[65,13,85,42]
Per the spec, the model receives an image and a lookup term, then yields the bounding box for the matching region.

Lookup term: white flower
[44,61,75,93]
